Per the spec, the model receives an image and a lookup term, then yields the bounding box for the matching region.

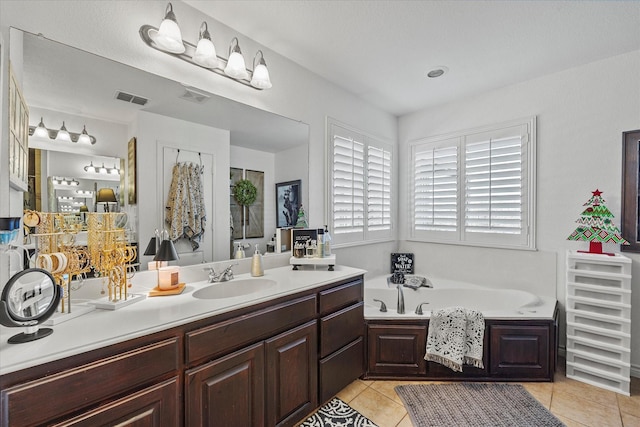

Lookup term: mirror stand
[0,268,62,344]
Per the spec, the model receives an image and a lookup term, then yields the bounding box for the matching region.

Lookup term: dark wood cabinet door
[265,321,318,427]
[185,342,265,427]
[489,324,550,379]
[52,378,180,427]
[367,324,427,376]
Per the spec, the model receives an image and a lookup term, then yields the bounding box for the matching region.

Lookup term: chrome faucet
[205,263,238,282]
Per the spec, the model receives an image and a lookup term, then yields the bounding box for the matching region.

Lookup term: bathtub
[364,275,557,320]
[363,275,559,381]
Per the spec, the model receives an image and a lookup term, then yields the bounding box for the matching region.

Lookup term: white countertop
[0,265,365,376]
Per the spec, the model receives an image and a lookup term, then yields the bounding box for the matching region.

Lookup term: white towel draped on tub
[424,306,485,372]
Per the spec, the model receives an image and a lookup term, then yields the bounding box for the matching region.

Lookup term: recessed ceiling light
[427,66,448,78]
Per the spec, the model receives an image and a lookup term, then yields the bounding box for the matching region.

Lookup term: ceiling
[185,0,640,116]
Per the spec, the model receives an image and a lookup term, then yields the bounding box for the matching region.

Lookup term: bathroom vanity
[0,266,365,427]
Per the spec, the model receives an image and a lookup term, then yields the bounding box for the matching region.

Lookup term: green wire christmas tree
[567,189,629,255]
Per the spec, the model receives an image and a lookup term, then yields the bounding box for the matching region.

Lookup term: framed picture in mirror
[621,129,640,252]
[127,137,137,205]
[276,180,301,228]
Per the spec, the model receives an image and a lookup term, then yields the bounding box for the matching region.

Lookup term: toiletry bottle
[235,243,245,259]
[251,244,264,277]
[323,225,332,256]
[317,228,324,258]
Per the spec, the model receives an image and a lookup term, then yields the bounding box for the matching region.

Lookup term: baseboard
[559,346,639,378]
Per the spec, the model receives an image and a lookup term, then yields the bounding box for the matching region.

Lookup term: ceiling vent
[179,86,210,104]
[114,91,149,106]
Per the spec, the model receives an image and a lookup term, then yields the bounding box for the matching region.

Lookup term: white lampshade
[110,164,120,175]
[99,163,108,174]
[155,3,185,53]
[78,125,91,144]
[250,51,272,89]
[33,117,49,138]
[224,38,249,80]
[84,162,96,173]
[56,121,71,142]
[192,22,218,68]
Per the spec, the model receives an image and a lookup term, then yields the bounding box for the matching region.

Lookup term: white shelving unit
[566,250,632,395]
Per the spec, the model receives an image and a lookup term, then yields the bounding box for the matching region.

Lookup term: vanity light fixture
[29,120,97,144]
[139,2,272,90]
[51,177,80,187]
[98,163,108,174]
[56,121,71,142]
[76,190,93,197]
[109,164,121,175]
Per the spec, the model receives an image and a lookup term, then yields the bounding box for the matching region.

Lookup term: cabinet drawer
[320,302,364,358]
[319,337,364,403]
[2,337,179,427]
[186,294,316,364]
[318,278,363,316]
[52,377,180,427]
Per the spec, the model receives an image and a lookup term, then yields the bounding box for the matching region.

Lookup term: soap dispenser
[234,243,245,259]
[251,244,264,277]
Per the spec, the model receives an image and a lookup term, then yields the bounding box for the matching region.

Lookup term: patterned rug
[395,383,565,427]
[298,397,378,427]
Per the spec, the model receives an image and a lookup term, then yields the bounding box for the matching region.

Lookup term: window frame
[327,118,394,247]
[408,116,537,250]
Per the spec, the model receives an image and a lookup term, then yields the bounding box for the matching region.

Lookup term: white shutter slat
[465,132,523,235]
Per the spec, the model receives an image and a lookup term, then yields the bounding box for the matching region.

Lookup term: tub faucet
[396,284,405,314]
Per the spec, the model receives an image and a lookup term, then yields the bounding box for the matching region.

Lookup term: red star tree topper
[567,189,629,255]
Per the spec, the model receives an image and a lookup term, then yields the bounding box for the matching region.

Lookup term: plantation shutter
[410,117,535,249]
[412,139,459,240]
[332,133,365,238]
[367,144,392,231]
[463,125,527,245]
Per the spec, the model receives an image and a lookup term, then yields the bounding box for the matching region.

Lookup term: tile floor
[304,361,640,427]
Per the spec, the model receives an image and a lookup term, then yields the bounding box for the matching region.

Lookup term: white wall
[399,50,640,372]
[0,0,398,277]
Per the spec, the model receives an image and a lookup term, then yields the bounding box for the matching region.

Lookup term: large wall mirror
[17,28,310,263]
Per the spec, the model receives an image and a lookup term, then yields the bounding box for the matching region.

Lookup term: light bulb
[193,22,218,68]
[78,125,91,144]
[154,3,185,53]
[56,121,71,142]
[224,38,249,80]
[33,117,49,138]
[250,51,272,89]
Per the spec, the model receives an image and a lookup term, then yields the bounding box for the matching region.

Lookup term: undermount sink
[192,278,277,299]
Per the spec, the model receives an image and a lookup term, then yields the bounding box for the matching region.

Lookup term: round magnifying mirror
[0,268,61,344]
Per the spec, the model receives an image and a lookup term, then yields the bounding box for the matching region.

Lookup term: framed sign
[276,180,301,228]
[391,253,414,274]
[621,129,640,252]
